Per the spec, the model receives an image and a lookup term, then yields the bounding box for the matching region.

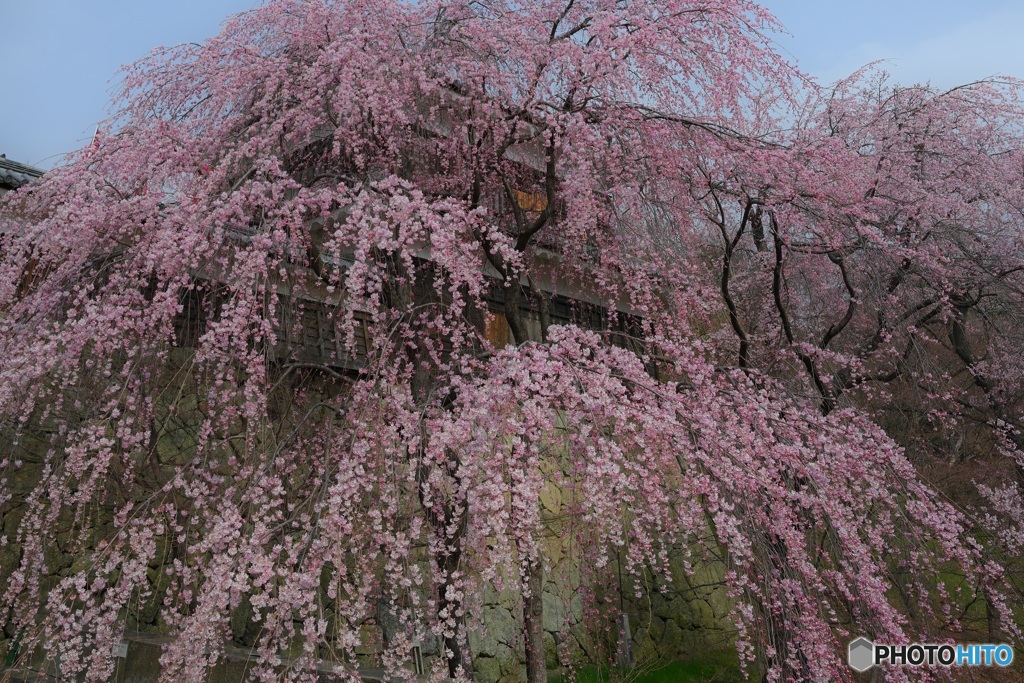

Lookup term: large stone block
[659,618,684,655]
[474,655,501,682]
[541,591,565,633]
[470,605,518,658]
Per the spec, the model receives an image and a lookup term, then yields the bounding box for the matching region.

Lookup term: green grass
[549,656,740,683]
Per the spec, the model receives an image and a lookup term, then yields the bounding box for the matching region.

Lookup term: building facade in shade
[170,87,650,376]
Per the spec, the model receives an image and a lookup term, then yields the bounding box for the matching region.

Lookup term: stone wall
[456,466,736,682]
[463,553,736,682]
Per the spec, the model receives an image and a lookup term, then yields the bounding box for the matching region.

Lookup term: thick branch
[820,254,858,350]
[771,215,834,413]
[716,197,751,368]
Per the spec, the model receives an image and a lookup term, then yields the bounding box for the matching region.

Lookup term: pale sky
[3,1,1023,169]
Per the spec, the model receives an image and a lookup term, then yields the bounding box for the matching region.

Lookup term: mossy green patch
[550,653,741,683]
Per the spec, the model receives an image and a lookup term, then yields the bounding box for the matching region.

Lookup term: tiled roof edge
[0,156,45,189]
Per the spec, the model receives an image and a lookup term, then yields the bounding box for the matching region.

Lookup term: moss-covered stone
[474,655,502,681]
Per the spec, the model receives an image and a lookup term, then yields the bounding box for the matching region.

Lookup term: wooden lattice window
[273,296,372,369]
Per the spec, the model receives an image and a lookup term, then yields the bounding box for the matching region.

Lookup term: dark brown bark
[523,560,546,683]
[384,247,475,679]
[750,205,767,253]
[716,198,751,368]
[486,130,560,683]
[770,219,835,414]
[948,300,1024,482]
[508,281,548,683]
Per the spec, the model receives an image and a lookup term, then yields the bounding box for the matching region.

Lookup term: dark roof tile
[0,155,44,190]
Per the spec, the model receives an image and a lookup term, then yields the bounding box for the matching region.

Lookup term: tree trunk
[523,560,546,683]
[389,256,476,679]
[440,559,474,680]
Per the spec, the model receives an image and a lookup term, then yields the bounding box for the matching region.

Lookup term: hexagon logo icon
[848,637,875,672]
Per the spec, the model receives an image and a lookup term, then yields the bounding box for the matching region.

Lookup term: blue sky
[767,0,1024,85]
[3,1,1024,169]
